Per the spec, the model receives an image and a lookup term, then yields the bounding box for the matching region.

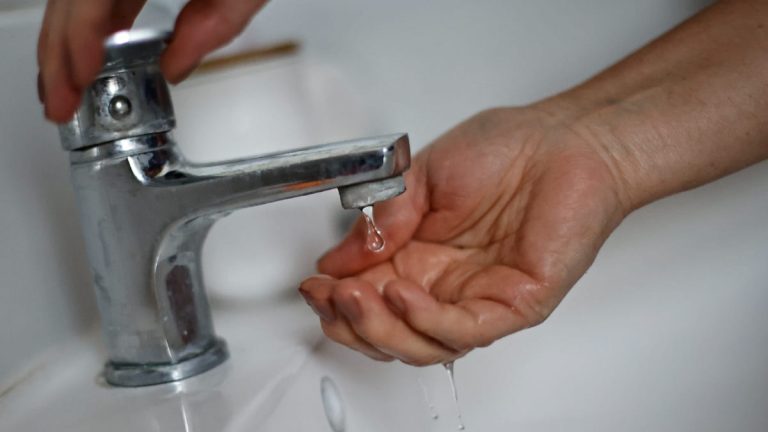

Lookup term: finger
[66,0,111,87]
[320,318,395,362]
[37,74,45,103]
[301,275,394,361]
[301,263,399,314]
[66,0,116,88]
[67,0,146,86]
[41,0,81,122]
[299,275,337,322]
[37,0,56,103]
[332,278,459,366]
[108,0,147,32]
[300,276,392,360]
[382,267,550,352]
[161,0,269,83]
[317,158,430,278]
[37,0,57,69]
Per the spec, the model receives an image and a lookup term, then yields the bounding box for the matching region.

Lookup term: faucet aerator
[339,176,406,209]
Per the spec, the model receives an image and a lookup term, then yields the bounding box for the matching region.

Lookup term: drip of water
[417,377,440,420]
[443,362,466,431]
[360,205,385,253]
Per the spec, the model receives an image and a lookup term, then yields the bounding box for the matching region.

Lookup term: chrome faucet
[57,30,410,387]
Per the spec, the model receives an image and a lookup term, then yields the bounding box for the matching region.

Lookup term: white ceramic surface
[2,161,767,431]
[3,1,768,431]
[0,7,95,391]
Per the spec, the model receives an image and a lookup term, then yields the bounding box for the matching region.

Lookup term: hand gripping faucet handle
[58,29,175,151]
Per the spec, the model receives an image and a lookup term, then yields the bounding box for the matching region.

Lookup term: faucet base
[103,338,229,387]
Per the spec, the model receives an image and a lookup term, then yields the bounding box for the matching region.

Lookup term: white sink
[2,2,768,431]
[0,300,316,431]
[3,54,768,431]
[4,156,768,431]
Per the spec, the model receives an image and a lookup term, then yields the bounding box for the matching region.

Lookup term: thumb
[317,159,429,278]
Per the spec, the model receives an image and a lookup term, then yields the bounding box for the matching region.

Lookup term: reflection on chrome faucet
[57,29,410,387]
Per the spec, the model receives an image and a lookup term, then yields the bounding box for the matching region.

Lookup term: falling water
[443,362,466,430]
[360,205,385,253]
[417,377,440,420]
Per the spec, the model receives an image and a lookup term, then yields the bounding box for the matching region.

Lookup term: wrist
[530,93,659,215]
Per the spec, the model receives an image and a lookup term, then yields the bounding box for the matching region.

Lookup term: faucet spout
[127,132,410,216]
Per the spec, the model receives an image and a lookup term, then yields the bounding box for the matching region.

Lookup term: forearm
[538,0,768,211]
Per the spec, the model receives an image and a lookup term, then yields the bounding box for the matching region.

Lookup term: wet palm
[300,107,629,365]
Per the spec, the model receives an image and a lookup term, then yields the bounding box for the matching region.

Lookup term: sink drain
[320,376,346,432]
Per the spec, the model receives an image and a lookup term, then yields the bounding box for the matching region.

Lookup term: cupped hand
[38,0,268,122]
[299,107,633,365]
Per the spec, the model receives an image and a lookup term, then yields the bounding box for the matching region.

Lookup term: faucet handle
[101,29,170,73]
[59,29,175,152]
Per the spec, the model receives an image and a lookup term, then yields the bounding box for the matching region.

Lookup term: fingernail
[384,291,406,317]
[337,291,363,321]
[299,286,336,322]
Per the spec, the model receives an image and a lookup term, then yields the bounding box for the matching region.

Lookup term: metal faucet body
[58,30,410,386]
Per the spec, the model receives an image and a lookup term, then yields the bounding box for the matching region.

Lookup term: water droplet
[443,361,466,430]
[417,377,440,420]
[320,376,346,432]
[360,205,385,253]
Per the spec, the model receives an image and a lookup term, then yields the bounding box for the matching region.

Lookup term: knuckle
[448,337,474,353]
[403,354,444,367]
[197,7,246,43]
[320,321,343,341]
[515,286,554,328]
[474,335,495,348]
[475,107,506,120]
[471,107,514,129]
[359,320,391,343]
[367,352,395,363]
[402,358,431,367]
[334,279,359,299]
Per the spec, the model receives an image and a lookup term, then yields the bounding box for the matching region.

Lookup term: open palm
[300,107,630,365]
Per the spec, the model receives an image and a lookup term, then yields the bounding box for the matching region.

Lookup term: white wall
[232,0,715,148]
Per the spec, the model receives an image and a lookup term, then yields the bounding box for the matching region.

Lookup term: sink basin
[5,161,768,431]
[2,3,768,431]
[0,299,320,432]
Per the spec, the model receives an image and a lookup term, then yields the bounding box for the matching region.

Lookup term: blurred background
[4,1,768,430]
